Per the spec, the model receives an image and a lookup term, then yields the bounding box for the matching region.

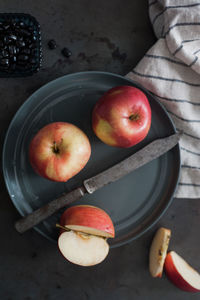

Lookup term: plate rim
[2,71,181,247]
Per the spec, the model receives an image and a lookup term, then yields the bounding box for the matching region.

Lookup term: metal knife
[15,132,181,233]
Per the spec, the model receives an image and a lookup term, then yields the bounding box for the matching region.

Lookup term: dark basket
[0,13,42,77]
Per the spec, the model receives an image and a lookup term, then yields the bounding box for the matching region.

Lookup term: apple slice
[60,205,115,238]
[164,251,200,292]
[58,230,109,266]
[149,227,171,277]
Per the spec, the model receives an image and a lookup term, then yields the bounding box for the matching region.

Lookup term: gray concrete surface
[1,1,200,299]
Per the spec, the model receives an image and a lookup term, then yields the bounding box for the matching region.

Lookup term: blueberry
[21,48,31,55]
[0,58,9,66]
[12,56,17,63]
[20,29,31,36]
[32,35,37,42]
[18,36,24,41]
[3,24,10,31]
[28,26,34,32]
[18,54,29,61]
[8,45,17,56]
[48,39,57,50]
[31,48,38,55]
[3,36,11,45]
[11,21,17,28]
[61,47,72,58]
[19,21,25,28]
[10,63,16,70]
[9,34,17,41]
[16,40,26,48]
[1,50,9,57]
[29,57,37,64]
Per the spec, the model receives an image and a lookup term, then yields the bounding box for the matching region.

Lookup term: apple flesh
[58,231,109,266]
[60,205,115,238]
[29,122,91,182]
[149,227,171,277]
[164,251,200,292]
[92,85,151,148]
[57,205,115,266]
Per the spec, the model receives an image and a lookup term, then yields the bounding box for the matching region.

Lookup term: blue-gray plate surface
[2,71,180,247]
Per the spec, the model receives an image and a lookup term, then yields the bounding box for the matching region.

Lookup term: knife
[15,132,181,233]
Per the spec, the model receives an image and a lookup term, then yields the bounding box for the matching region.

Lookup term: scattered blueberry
[48,39,57,50]
[61,47,72,58]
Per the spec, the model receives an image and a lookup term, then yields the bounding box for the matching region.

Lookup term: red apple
[92,85,151,148]
[149,227,171,278]
[164,251,200,292]
[60,205,115,238]
[57,205,115,266]
[29,122,91,182]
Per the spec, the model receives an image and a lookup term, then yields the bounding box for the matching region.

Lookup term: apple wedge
[149,227,171,277]
[164,251,200,292]
[58,230,109,266]
[60,205,115,238]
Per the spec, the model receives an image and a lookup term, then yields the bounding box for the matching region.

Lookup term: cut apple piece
[149,227,171,277]
[60,205,115,238]
[164,251,200,292]
[58,230,109,266]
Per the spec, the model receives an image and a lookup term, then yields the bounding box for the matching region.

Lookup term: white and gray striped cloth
[126,0,200,199]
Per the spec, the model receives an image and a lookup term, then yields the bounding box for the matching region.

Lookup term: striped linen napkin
[126,0,200,199]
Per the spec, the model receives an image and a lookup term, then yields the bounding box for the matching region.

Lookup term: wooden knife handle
[15,186,86,234]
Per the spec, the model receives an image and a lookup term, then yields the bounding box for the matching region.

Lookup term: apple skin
[29,122,91,182]
[60,205,115,238]
[92,85,151,148]
[164,251,200,292]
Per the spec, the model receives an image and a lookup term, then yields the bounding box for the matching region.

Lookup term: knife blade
[15,132,181,233]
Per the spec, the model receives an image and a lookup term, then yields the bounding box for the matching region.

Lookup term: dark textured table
[1,1,200,299]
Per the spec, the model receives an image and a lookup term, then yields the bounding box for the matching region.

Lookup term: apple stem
[56,223,70,232]
[52,142,60,154]
[129,113,140,121]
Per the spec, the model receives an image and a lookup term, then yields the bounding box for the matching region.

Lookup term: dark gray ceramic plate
[2,71,180,247]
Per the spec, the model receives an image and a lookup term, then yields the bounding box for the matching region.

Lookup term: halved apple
[58,231,109,266]
[164,251,200,292]
[57,205,115,266]
[60,205,115,238]
[149,227,171,277]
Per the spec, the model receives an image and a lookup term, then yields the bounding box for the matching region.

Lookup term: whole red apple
[29,122,91,182]
[92,85,151,148]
